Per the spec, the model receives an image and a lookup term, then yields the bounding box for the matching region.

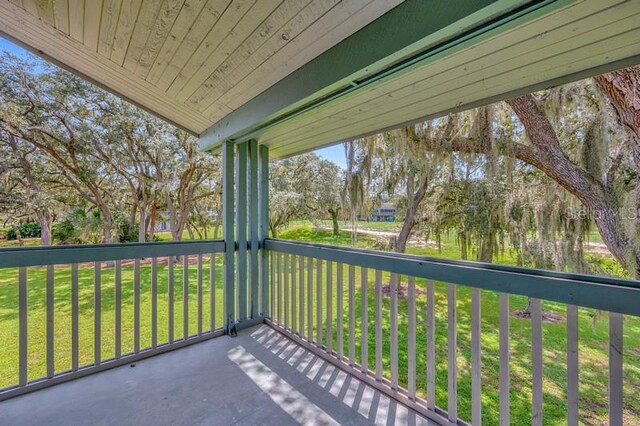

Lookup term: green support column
[222,140,235,335]
[258,145,269,316]
[236,141,248,321]
[248,140,259,318]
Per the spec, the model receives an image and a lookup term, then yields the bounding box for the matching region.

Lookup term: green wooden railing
[266,238,640,426]
[0,240,225,401]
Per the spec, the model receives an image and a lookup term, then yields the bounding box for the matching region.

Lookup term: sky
[0,35,346,168]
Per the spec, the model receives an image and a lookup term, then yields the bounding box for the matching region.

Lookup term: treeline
[0,52,221,245]
[1,51,639,280]
[273,68,640,279]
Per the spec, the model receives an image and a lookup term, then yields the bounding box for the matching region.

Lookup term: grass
[275,224,640,426]
[0,223,638,425]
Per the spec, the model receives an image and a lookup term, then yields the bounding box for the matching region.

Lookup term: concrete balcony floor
[2,325,435,425]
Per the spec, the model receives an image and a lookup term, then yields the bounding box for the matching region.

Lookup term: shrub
[7,222,41,240]
[53,219,78,244]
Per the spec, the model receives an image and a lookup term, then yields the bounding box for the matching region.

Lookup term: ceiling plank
[109,0,143,65]
[83,0,103,52]
[162,0,258,95]
[20,0,39,16]
[144,0,209,82]
[149,0,232,87]
[122,0,164,71]
[205,0,383,119]
[98,0,123,56]
[67,0,84,42]
[53,0,70,35]
[134,0,185,78]
[170,0,281,103]
[185,0,315,111]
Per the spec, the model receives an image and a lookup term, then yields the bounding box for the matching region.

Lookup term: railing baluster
[361,267,368,373]
[609,312,623,426]
[375,269,382,381]
[337,262,344,359]
[291,254,297,334]
[284,253,289,329]
[168,258,174,344]
[299,255,304,336]
[151,258,157,348]
[197,254,203,335]
[471,288,482,425]
[448,283,457,422]
[531,298,543,426]
[499,292,510,426]
[46,265,54,378]
[115,260,122,358]
[210,254,216,331]
[307,257,313,341]
[326,260,332,354]
[19,267,27,386]
[348,265,356,366]
[277,252,282,325]
[94,262,101,365]
[71,264,79,371]
[316,258,323,346]
[390,273,398,388]
[408,276,416,399]
[427,279,435,410]
[567,304,579,426]
[134,258,140,352]
[183,255,189,340]
[270,251,275,321]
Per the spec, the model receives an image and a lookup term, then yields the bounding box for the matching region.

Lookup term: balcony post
[236,142,248,321]
[248,140,259,318]
[258,144,269,316]
[222,140,235,335]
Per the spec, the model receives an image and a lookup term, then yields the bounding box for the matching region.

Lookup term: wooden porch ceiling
[2,1,639,158]
[251,0,640,158]
[0,0,401,133]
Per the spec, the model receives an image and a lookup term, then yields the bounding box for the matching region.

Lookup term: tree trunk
[138,207,147,243]
[507,94,640,278]
[100,206,113,243]
[36,210,53,246]
[396,174,430,253]
[148,203,157,241]
[328,208,340,236]
[459,231,468,260]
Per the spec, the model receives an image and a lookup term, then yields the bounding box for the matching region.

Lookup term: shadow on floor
[0,324,436,426]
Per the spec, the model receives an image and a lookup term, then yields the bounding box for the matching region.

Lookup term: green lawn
[0,224,638,425]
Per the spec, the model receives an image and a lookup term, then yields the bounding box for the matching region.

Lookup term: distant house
[369,202,396,222]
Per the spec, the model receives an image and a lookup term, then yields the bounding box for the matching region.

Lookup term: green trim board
[265,238,640,317]
[199,0,544,149]
[0,240,225,268]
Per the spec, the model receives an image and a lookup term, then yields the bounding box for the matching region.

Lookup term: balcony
[0,238,637,425]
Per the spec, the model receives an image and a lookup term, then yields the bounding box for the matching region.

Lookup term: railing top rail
[0,240,226,268]
[265,238,640,316]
